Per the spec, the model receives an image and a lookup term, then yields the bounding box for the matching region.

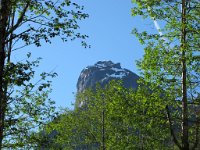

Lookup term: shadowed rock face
[76,61,140,93]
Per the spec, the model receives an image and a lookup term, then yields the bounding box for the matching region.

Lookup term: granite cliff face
[76,61,140,93]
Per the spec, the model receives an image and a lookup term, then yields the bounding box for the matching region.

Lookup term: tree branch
[166,105,182,149]
[6,1,30,37]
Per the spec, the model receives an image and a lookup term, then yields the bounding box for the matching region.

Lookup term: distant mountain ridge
[76,60,140,93]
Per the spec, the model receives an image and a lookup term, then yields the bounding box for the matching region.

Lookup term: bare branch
[6,1,30,37]
[166,105,182,149]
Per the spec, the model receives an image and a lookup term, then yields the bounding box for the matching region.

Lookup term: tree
[2,56,57,149]
[40,82,121,149]
[41,81,173,149]
[37,106,101,149]
[132,0,200,149]
[0,0,88,149]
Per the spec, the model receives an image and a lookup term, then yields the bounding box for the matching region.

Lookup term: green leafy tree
[3,56,57,149]
[38,107,101,149]
[43,81,173,149]
[0,0,88,149]
[101,81,171,149]
[132,0,200,149]
[36,109,76,149]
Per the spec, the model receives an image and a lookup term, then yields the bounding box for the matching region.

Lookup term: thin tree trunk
[181,0,189,149]
[102,99,106,150]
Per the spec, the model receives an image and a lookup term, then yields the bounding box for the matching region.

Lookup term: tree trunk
[181,0,189,149]
[102,99,106,150]
[0,0,10,149]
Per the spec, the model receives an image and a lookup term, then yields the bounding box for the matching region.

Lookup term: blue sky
[14,0,157,109]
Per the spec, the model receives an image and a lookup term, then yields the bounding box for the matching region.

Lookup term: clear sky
[13,0,157,109]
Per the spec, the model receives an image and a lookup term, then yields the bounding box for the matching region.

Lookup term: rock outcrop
[76,60,140,93]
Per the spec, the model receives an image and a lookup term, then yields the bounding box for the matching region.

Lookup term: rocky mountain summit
[76,60,140,93]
